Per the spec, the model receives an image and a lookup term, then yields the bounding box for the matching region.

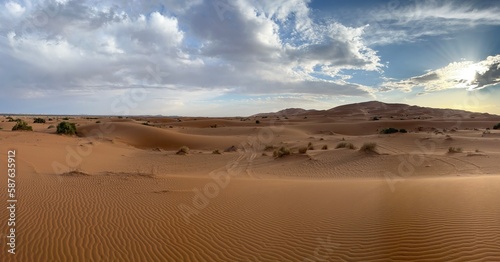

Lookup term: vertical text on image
[7,150,17,255]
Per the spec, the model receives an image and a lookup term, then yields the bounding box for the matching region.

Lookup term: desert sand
[1,101,500,261]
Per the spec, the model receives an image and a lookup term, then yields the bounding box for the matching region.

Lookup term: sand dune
[1,104,500,261]
[77,122,244,150]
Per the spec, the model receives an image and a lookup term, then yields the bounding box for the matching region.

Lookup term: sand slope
[1,111,500,261]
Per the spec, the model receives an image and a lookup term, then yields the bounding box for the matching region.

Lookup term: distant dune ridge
[253,100,498,119]
[1,100,500,261]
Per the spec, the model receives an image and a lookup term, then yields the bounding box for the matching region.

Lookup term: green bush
[33,117,46,123]
[380,128,399,134]
[494,123,500,130]
[12,120,33,131]
[56,122,77,135]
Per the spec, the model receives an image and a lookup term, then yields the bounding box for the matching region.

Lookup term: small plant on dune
[359,142,377,153]
[380,128,399,134]
[335,142,356,150]
[298,147,308,154]
[96,121,101,123]
[322,145,328,150]
[176,146,190,155]
[256,120,260,124]
[33,117,46,123]
[6,116,16,122]
[62,117,70,120]
[12,120,33,131]
[273,146,290,158]
[399,128,408,133]
[56,121,77,135]
[448,147,463,153]
[494,123,500,130]
[212,149,221,154]
[307,142,314,150]
[264,145,275,151]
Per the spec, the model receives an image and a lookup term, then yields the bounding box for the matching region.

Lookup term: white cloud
[5,1,26,17]
[0,0,382,101]
[365,1,500,45]
[382,55,500,92]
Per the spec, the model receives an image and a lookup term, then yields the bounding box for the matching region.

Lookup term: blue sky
[1,0,499,116]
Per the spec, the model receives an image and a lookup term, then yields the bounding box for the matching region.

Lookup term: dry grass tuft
[273,146,291,158]
[336,142,356,150]
[359,142,377,153]
[176,146,190,155]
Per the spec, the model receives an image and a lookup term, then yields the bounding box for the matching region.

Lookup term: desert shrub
[47,125,55,129]
[33,118,46,123]
[307,142,314,150]
[255,120,260,124]
[62,117,70,120]
[380,128,399,134]
[56,122,77,135]
[322,145,328,150]
[494,123,500,130]
[176,146,190,155]
[399,129,408,133]
[264,145,275,151]
[335,142,356,149]
[359,142,377,153]
[371,116,380,121]
[448,147,463,153]
[8,117,20,122]
[96,121,101,123]
[12,120,33,131]
[298,147,308,154]
[212,149,221,154]
[273,146,290,158]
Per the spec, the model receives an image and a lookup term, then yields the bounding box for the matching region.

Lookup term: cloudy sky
[1,0,499,116]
